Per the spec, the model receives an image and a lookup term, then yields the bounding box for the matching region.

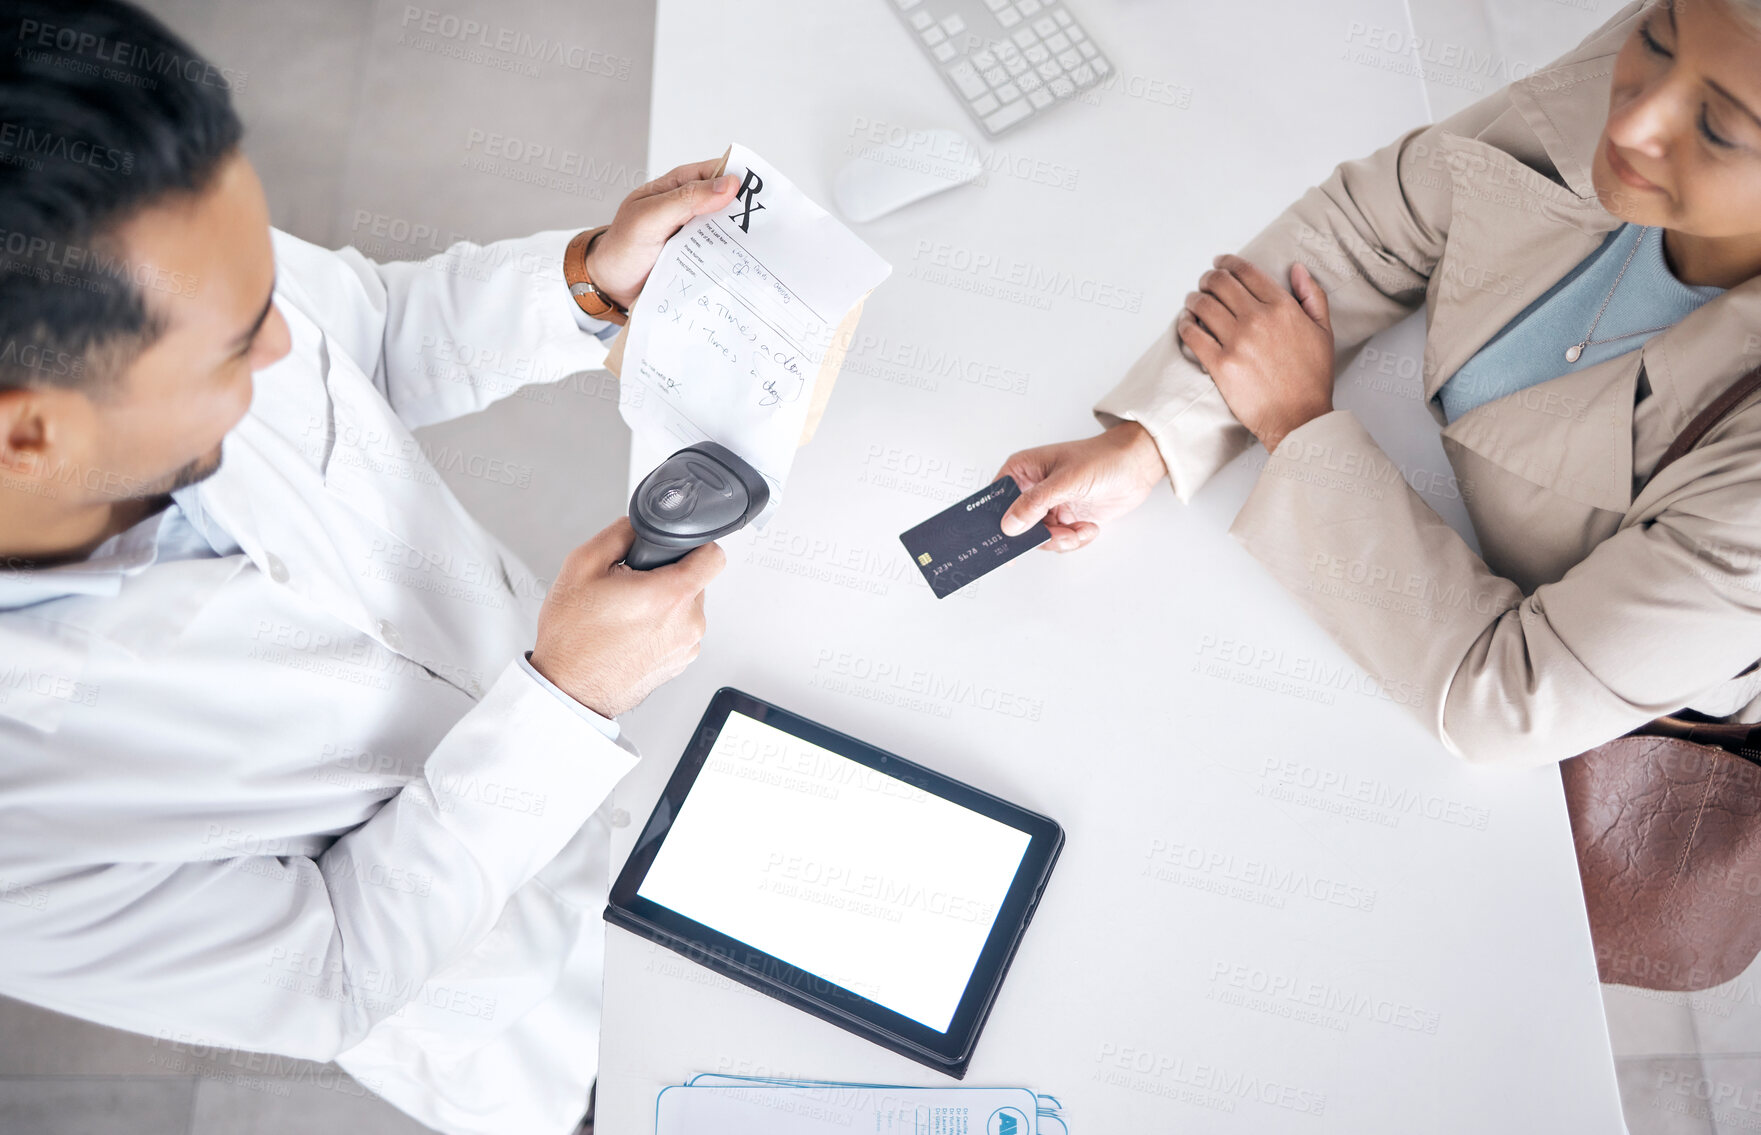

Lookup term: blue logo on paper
[987,1106,1029,1135]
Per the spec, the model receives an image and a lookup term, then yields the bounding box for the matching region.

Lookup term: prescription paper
[613,143,891,518]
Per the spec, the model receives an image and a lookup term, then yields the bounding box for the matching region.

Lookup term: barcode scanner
[624,442,770,570]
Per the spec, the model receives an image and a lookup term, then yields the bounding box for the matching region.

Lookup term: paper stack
[654,1074,1068,1134]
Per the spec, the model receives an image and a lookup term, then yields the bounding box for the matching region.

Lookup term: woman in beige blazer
[999,0,1761,765]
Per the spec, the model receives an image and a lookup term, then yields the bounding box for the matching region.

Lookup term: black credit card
[899,476,1050,599]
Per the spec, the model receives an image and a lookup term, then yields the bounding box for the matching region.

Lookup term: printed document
[655,1078,1049,1134]
[616,143,891,516]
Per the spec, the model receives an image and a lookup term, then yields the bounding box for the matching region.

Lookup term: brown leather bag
[1562,363,1761,992]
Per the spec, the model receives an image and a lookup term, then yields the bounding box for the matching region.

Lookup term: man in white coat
[0,2,738,1131]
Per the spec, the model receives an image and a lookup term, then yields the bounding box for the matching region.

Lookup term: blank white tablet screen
[637,711,1032,1033]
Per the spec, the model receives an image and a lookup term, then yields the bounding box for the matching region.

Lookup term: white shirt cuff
[517,652,620,741]
[565,290,623,342]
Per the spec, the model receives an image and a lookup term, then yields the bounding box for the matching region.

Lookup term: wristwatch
[563,225,629,326]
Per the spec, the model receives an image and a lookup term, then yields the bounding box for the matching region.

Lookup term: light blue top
[1437,224,1725,423]
[0,492,622,738]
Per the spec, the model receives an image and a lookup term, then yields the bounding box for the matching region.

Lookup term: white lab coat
[0,228,640,1135]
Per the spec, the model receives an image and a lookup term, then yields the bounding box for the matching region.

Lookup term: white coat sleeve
[269,227,618,430]
[0,659,636,1061]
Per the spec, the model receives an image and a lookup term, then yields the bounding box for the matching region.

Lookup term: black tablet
[606,688,1063,1078]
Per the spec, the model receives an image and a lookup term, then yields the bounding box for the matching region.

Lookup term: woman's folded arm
[1229,409,1761,766]
[1095,83,1522,501]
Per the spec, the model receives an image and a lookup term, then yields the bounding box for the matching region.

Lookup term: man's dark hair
[0,0,242,392]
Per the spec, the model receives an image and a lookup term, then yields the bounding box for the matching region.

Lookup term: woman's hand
[1179,254,1336,452]
[996,422,1166,552]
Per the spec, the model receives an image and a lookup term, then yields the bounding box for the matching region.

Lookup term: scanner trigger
[684,459,732,495]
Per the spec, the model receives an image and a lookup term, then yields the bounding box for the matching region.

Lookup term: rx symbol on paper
[728,169,766,232]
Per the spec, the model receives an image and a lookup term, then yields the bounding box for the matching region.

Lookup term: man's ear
[0,385,80,481]
[0,389,46,471]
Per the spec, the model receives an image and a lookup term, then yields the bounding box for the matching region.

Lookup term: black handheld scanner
[624,442,770,570]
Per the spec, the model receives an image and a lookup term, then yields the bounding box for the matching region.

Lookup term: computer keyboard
[887,0,1113,137]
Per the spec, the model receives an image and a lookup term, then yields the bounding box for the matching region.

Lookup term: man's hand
[529,517,727,718]
[582,158,743,311]
[995,422,1166,552]
[1178,253,1336,453]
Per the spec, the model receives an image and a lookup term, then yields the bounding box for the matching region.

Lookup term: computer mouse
[833,127,984,223]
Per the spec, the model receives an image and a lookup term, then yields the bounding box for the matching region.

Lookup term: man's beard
[138,446,225,498]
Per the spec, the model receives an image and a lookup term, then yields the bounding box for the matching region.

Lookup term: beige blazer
[1096,0,1761,766]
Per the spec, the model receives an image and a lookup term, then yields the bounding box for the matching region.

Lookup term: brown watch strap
[563,225,629,326]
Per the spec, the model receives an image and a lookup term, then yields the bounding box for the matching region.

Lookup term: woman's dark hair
[0,0,243,392]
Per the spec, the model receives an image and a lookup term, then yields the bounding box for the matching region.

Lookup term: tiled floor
[1605,969,1761,1135]
[4,1,1759,1132]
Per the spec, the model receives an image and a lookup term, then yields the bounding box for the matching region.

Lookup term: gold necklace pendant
[1565,342,1585,363]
